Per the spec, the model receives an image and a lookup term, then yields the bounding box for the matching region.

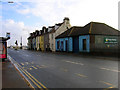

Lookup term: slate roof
[49,26,55,33]
[56,22,120,39]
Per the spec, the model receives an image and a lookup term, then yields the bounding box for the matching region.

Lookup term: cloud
[1,0,119,46]
[1,19,36,46]
[15,0,119,29]
[17,8,30,14]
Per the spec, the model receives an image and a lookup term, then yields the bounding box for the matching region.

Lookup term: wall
[68,37,73,52]
[93,35,120,53]
[44,33,49,51]
[40,35,44,51]
[32,37,36,50]
[28,38,32,50]
[49,33,56,51]
[55,37,73,52]
[55,19,71,37]
[36,36,40,51]
[79,35,90,52]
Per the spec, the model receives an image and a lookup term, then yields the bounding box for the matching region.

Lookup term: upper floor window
[51,34,53,40]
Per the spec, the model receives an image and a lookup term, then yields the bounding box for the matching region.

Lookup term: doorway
[83,39,86,50]
[73,37,79,53]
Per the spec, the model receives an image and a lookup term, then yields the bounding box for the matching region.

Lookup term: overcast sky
[0,0,119,46]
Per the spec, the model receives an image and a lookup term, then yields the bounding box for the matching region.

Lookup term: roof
[49,27,56,33]
[55,23,63,26]
[89,22,119,35]
[56,22,120,39]
[55,26,82,38]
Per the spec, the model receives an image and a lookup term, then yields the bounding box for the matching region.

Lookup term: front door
[65,40,68,52]
[83,39,86,50]
[73,37,79,53]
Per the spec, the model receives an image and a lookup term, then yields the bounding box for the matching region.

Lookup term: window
[51,34,53,40]
[52,44,53,49]
[57,41,60,49]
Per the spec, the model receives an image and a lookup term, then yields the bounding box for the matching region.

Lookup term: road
[8,48,120,89]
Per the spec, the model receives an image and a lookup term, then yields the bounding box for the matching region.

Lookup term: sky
[0,0,119,46]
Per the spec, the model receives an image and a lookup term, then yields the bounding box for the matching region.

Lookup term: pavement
[5,48,120,90]
[2,59,32,90]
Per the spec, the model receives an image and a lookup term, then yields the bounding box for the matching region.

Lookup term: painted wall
[55,37,73,52]
[68,37,73,52]
[28,38,32,50]
[55,19,71,37]
[93,35,119,52]
[49,33,56,51]
[36,36,40,51]
[44,33,49,51]
[32,37,36,50]
[40,35,44,51]
[79,35,90,52]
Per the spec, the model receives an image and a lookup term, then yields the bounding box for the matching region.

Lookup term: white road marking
[21,63,24,66]
[100,67,120,72]
[64,60,84,65]
[75,73,88,78]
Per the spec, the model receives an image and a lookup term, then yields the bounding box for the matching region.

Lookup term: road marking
[75,73,88,78]
[100,67,120,72]
[29,68,32,70]
[19,66,43,90]
[64,60,84,65]
[32,66,38,69]
[25,62,29,64]
[21,63,24,66]
[17,63,48,89]
[9,56,48,90]
[61,68,68,72]
[36,65,47,68]
[99,81,115,86]
[99,81,116,90]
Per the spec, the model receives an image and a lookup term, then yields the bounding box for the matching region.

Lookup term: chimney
[42,26,46,33]
[63,17,69,22]
[63,17,71,29]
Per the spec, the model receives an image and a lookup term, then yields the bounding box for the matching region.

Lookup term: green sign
[104,38,118,43]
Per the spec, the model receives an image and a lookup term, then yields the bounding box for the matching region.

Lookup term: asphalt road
[8,48,120,89]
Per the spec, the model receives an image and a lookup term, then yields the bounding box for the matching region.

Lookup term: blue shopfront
[79,35,90,52]
[56,35,90,53]
[56,37,73,52]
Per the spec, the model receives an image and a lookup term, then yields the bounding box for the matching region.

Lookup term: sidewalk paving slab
[2,59,32,90]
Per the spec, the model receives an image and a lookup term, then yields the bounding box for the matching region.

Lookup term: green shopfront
[90,35,120,53]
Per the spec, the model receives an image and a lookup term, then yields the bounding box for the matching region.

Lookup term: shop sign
[104,38,118,43]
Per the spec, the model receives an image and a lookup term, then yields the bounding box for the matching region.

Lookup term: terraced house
[36,30,40,51]
[56,22,120,53]
[28,33,33,50]
[43,27,50,51]
[40,28,44,51]
[49,17,71,52]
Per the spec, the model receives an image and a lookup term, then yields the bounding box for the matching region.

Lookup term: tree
[15,40,18,45]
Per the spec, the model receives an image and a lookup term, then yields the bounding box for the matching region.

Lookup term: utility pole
[20,36,22,49]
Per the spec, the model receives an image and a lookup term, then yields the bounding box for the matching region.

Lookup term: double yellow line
[17,63,48,90]
[8,54,48,90]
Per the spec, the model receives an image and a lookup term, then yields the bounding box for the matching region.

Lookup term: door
[65,40,68,52]
[61,41,63,51]
[83,39,86,50]
[73,37,79,53]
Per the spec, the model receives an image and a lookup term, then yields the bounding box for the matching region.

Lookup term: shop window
[57,41,60,49]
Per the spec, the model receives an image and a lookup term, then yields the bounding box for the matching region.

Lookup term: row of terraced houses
[28,17,120,54]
